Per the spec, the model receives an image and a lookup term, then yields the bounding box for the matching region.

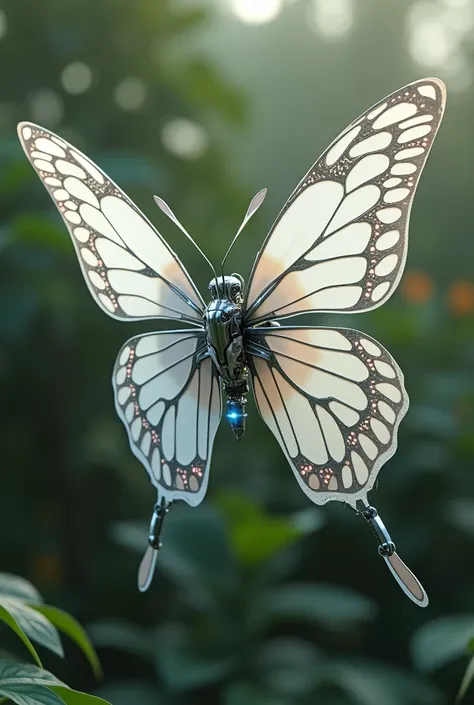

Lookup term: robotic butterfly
[18,77,445,605]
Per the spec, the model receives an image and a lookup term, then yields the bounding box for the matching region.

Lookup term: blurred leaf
[329,659,442,705]
[0,155,33,194]
[289,507,325,534]
[0,575,43,605]
[224,682,289,705]
[94,153,167,189]
[113,507,238,605]
[230,518,300,565]
[250,582,376,631]
[31,606,101,678]
[157,505,238,593]
[110,522,147,555]
[411,614,474,671]
[0,605,42,667]
[216,491,323,564]
[0,288,39,342]
[88,620,151,660]
[96,682,162,705]
[214,491,262,526]
[457,655,474,701]
[408,404,457,438]
[11,215,70,253]
[0,599,63,658]
[446,499,474,536]
[258,637,320,697]
[166,60,245,124]
[154,624,234,691]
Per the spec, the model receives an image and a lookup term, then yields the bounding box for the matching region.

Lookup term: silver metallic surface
[204,275,248,438]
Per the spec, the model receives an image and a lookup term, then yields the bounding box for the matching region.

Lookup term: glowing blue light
[227,411,240,420]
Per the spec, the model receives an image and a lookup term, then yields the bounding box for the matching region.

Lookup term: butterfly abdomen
[225,398,247,440]
[204,296,249,439]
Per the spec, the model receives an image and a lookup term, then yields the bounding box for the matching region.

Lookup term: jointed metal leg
[137,498,174,593]
[356,500,428,607]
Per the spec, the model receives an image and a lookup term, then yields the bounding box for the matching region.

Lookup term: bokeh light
[161,118,209,159]
[29,89,64,126]
[230,0,283,25]
[60,62,93,95]
[401,270,434,304]
[114,77,148,111]
[407,0,474,90]
[448,281,474,315]
[307,0,353,39]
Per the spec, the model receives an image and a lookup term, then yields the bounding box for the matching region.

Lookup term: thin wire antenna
[221,189,267,280]
[154,195,218,280]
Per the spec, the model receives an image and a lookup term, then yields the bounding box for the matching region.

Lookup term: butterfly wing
[17,122,204,325]
[246,326,407,508]
[244,78,445,324]
[113,329,222,506]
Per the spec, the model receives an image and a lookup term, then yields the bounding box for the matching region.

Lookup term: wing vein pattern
[246,326,408,507]
[113,330,222,506]
[244,78,445,323]
[17,122,205,324]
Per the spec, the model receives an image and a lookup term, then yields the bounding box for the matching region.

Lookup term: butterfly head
[208,274,244,304]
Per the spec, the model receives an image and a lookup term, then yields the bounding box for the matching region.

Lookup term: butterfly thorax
[205,275,248,439]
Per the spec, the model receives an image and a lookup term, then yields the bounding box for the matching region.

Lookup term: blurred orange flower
[401,270,434,304]
[31,551,63,586]
[448,281,474,315]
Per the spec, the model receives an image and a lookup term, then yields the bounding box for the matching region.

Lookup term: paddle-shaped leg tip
[382,551,429,607]
[137,545,158,593]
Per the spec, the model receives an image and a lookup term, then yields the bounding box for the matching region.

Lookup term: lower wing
[113,329,222,506]
[246,326,408,508]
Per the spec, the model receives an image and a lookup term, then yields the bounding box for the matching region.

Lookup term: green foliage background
[1,0,474,703]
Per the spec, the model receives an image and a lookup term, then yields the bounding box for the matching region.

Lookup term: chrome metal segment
[358,501,429,607]
[137,499,174,592]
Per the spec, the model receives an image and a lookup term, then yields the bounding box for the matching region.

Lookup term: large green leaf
[0,600,63,659]
[0,607,42,667]
[0,576,42,606]
[411,615,474,671]
[49,688,111,705]
[0,660,63,705]
[250,582,376,631]
[30,607,101,679]
[0,661,110,705]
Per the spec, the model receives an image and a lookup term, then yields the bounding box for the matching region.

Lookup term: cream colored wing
[246,326,408,508]
[244,78,446,324]
[113,330,222,506]
[17,122,204,325]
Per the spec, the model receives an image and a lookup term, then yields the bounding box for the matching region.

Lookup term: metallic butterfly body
[17,77,446,605]
[204,276,249,438]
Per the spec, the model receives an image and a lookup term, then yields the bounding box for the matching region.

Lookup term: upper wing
[244,78,446,324]
[17,122,205,325]
[246,326,408,508]
[113,329,222,506]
